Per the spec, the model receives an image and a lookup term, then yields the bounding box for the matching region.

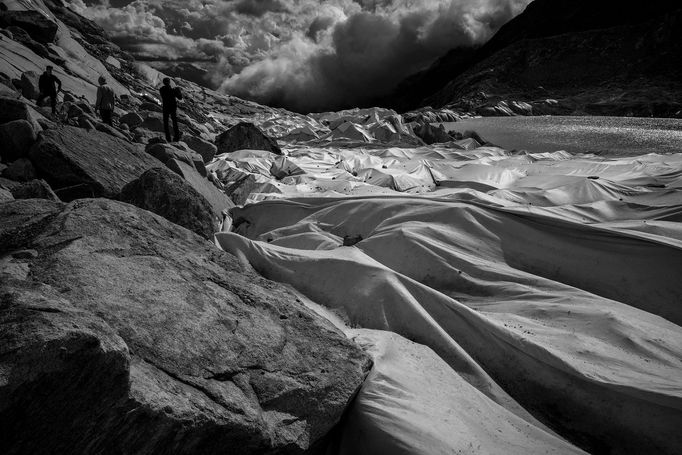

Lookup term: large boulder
[0,198,371,454]
[139,112,165,132]
[0,97,41,131]
[20,71,39,100]
[94,122,129,141]
[145,142,206,177]
[166,158,234,221]
[9,179,60,201]
[7,26,51,59]
[184,135,217,163]
[119,112,143,129]
[0,119,38,163]
[2,158,37,182]
[0,10,59,43]
[105,55,121,69]
[0,77,19,97]
[28,126,162,200]
[77,115,96,130]
[119,167,217,239]
[216,122,282,155]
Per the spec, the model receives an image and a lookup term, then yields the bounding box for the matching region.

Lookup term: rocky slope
[1,198,371,454]
[0,2,376,453]
[387,0,682,117]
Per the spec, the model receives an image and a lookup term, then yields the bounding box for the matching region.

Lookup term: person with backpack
[37,65,62,114]
[95,75,116,125]
[160,77,183,142]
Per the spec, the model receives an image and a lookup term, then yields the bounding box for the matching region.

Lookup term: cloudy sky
[68,0,532,112]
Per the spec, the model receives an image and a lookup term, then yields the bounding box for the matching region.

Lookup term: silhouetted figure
[95,75,115,126]
[160,77,183,142]
[37,65,61,114]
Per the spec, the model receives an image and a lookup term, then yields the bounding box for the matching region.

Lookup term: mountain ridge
[386,0,682,117]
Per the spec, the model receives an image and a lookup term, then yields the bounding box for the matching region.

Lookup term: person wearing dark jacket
[38,66,62,114]
[95,75,116,125]
[160,77,183,142]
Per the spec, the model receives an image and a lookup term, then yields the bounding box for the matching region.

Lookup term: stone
[148,136,167,146]
[19,71,39,100]
[0,177,19,190]
[166,158,234,220]
[0,74,19,97]
[139,112,165,132]
[183,135,217,164]
[9,179,60,201]
[119,167,217,239]
[145,142,207,177]
[215,122,282,155]
[105,55,121,69]
[0,10,59,43]
[94,122,128,141]
[140,101,162,113]
[76,101,95,116]
[36,116,55,131]
[216,122,282,155]
[119,112,143,129]
[62,93,76,103]
[0,97,41,131]
[2,158,37,182]
[77,115,95,130]
[0,198,64,252]
[28,126,162,200]
[0,119,38,163]
[131,129,157,144]
[67,103,84,118]
[0,186,12,201]
[0,198,371,454]
[4,28,49,61]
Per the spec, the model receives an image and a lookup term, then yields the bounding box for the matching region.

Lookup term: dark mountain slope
[427,9,682,117]
[387,0,682,116]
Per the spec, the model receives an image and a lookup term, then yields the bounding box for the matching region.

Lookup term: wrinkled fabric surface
[217,146,682,455]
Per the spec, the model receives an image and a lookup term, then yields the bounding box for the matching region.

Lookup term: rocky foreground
[0,1,466,453]
[1,198,371,453]
[2,2,682,455]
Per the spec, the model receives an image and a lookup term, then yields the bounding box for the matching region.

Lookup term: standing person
[37,65,62,114]
[160,77,183,142]
[95,75,115,126]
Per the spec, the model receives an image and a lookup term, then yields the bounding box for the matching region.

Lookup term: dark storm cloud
[221,0,533,112]
[68,0,533,112]
[306,16,336,42]
[233,0,290,17]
